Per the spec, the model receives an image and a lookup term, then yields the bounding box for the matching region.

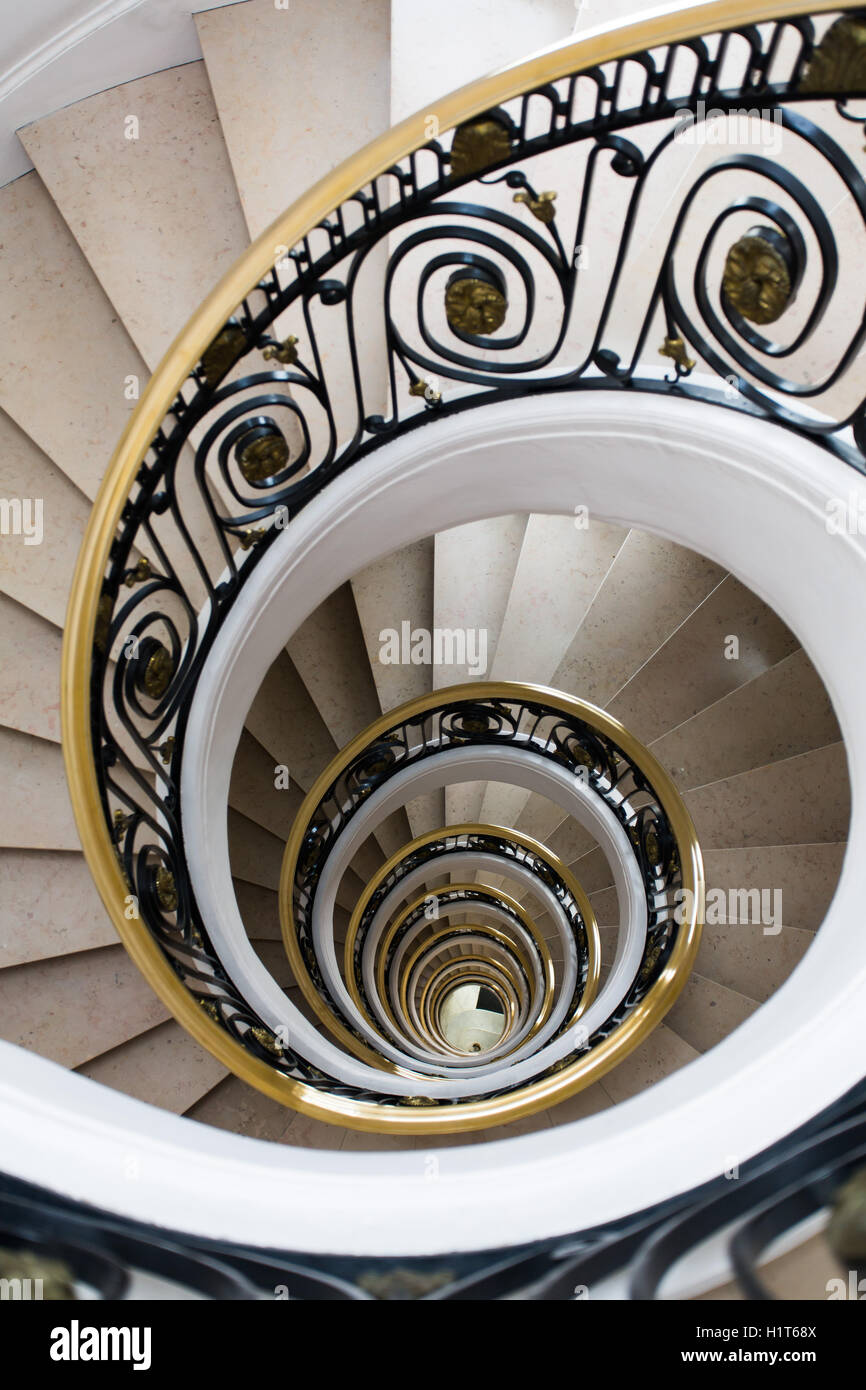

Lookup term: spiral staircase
[1,0,866,1301]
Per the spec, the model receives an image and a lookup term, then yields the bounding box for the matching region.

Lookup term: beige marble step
[353,538,434,714]
[651,648,841,791]
[685,742,850,850]
[245,649,338,793]
[475,515,627,830]
[252,940,293,989]
[233,877,281,943]
[0,849,116,968]
[664,972,759,1053]
[228,805,363,912]
[186,1073,345,1150]
[703,843,845,934]
[185,1074,293,1143]
[600,1024,700,1103]
[227,807,286,893]
[352,536,443,837]
[196,0,391,460]
[434,516,527,688]
[76,1019,228,1114]
[287,582,382,748]
[230,719,384,890]
[0,727,78,850]
[0,596,62,742]
[568,846,616,896]
[696,843,844,1000]
[0,409,92,628]
[0,173,146,501]
[553,531,724,710]
[0,174,229,608]
[286,582,412,858]
[0,943,169,1067]
[197,0,390,239]
[229,729,305,841]
[548,1081,617,1125]
[391,0,576,124]
[435,515,527,828]
[608,574,798,745]
[19,63,249,370]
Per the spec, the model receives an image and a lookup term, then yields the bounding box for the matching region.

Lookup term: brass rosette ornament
[721,226,796,326]
[444,265,508,338]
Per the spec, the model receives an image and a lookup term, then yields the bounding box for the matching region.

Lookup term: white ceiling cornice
[0,0,243,187]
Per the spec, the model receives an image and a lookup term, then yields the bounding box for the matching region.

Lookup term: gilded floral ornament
[237,431,290,483]
[142,642,173,699]
[358,1267,454,1299]
[799,15,866,95]
[513,189,557,223]
[722,233,792,325]
[123,557,151,587]
[263,333,299,365]
[445,275,507,336]
[154,865,178,912]
[409,377,442,404]
[250,1025,284,1056]
[157,736,175,764]
[449,113,512,179]
[659,335,695,373]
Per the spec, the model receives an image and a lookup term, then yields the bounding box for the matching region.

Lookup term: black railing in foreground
[2,1079,863,1300]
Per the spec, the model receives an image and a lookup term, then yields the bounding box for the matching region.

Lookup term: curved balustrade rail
[61,0,862,1127]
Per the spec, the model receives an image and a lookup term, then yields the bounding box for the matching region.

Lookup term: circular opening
[438,981,507,1054]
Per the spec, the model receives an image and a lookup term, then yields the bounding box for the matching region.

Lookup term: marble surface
[608,574,799,745]
[0,172,146,500]
[233,876,282,944]
[287,583,384,750]
[0,726,79,850]
[665,972,759,1053]
[685,742,850,850]
[553,530,724,709]
[0,943,169,1067]
[652,648,841,791]
[77,1019,228,1115]
[245,650,337,793]
[0,408,92,628]
[0,849,116,968]
[601,1024,699,1104]
[21,63,250,369]
[0,595,62,741]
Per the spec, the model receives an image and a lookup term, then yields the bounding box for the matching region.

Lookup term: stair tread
[76,1018,228,1115]
[20,63,249,370]
[0,173,147,501]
